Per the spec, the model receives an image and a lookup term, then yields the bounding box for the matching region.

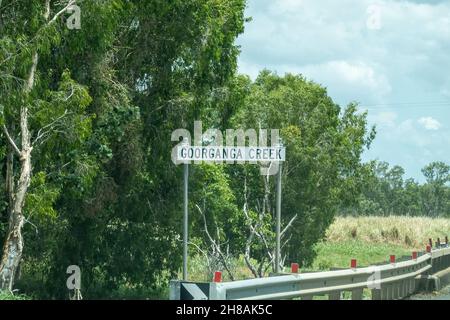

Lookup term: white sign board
[177,146,285,162]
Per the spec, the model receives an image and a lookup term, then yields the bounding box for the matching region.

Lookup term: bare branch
[2,125,21,156]
[195,204,235,281]
[281,214,298,237]
[49,0,76,24]
[33,110,70,146]
[196,204,219,257]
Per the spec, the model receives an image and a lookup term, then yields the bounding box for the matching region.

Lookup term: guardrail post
[392,283,400,300]
[401,280,408,298]
[169,280,182,300]
[410,278,415,295]
[403,280,410,297]
[371,288,382,300]
[351,289,363,300]
[381,285,388,300]
[329,291,341,300]
[411,277,417,295]
[429,238,433,248]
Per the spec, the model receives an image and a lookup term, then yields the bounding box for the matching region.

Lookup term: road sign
[176,146,285,162]
[176,142,286,281]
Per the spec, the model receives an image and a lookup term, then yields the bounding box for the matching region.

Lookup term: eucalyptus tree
[0,0,94,291]
[0,0,246,298]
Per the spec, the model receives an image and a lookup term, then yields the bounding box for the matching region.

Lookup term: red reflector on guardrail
[426,245,431,253]
[291,263,299,273]
[213,271,222,283]
[351,259,357,268]
[390,255,396,263]
[412,252,417,260]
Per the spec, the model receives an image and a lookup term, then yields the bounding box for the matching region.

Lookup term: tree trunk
[0,110,32,291]
[0,0,67,292]
[0,51,36,291]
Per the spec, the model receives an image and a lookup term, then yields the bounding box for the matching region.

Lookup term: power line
[362,101,450,107]
[360,101,450,110]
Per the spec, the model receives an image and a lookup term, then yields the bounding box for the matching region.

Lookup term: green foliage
[312,240,410,271]
[2,0,247,299]
[229,71,375,266]
[342,161,450,217]
[25,171,60,220]
[1,0,446,300]
[0,291,32,300]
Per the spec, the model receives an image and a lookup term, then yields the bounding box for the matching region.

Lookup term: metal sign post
[275,158,282,273]
[183,161,189,281]
[176,144,286,279]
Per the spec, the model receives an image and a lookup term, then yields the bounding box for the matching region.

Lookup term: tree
[342,160,450,217]
[421,162,450,217]
[0,0,92,291]
[229,71,375,266]
[1,0,247,298]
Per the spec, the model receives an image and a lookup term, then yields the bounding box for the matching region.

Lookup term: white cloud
[370,111,398,128]
[238,0,450,105]
[238,0,450,181]
[300,60,391,105]
[418,117,442,130]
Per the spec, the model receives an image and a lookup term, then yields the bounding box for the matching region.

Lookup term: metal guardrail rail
[170,246,450,300]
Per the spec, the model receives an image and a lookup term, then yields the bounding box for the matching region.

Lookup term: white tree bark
[0,0,78,292]
[0,1,52,292]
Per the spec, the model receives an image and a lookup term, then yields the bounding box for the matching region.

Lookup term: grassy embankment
[187,216,450,282]
[314,216,450,270]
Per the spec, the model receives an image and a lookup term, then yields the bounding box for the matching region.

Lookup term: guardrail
[170,242,450,300]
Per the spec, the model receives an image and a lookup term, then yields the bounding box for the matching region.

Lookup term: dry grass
[326,216,450,249]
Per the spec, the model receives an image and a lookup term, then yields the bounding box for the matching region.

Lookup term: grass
[0,291,31,300]
[185,216,450,282]
[185,254,256,282]
[312,240,411,270]
[184,216,450,282]
[303,216,450,299]
[326,216,450,249]
[312,216,450,270]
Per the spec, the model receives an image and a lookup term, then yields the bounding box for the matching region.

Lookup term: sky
[236,0,450,182]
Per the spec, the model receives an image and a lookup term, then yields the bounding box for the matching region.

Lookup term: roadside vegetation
[187,216,450,284]
[0,292,31,300]
[0,1,448,300]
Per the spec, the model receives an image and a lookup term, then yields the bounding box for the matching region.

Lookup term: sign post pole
[183,141,189,281]
[275,141,283,274]
[176,143,286,279]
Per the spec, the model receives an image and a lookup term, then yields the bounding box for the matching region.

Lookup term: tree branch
[32,109,70,146]
[49,0,76,24]
[281,214,298,237]
[196,204,235,281]
[2,125,21,157]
